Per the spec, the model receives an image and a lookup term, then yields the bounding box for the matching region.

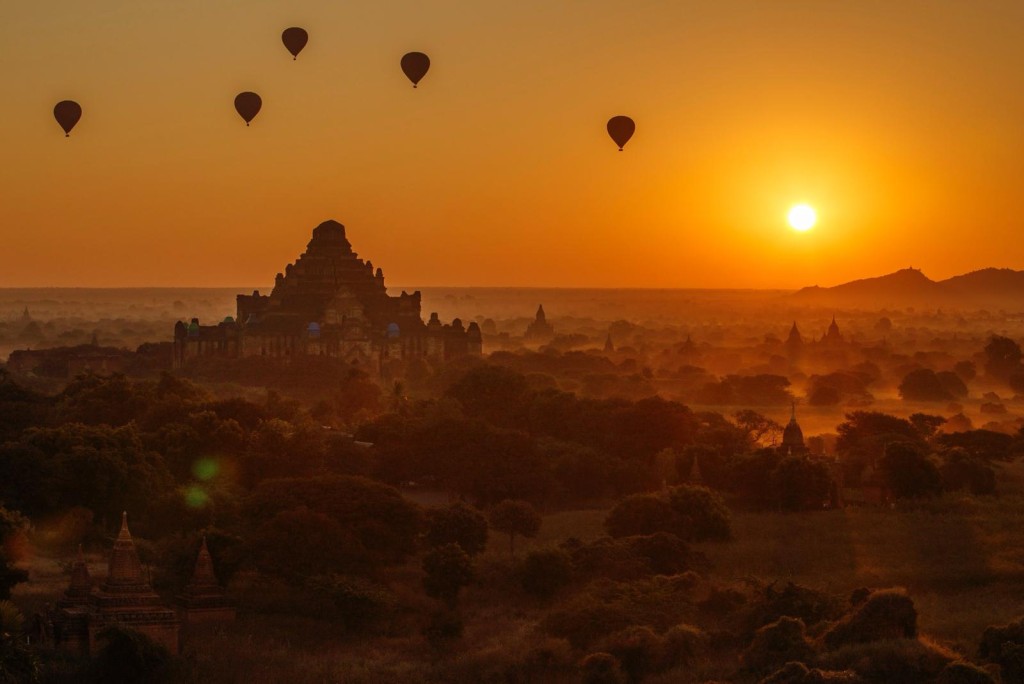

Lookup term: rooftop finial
[117,511,132,541]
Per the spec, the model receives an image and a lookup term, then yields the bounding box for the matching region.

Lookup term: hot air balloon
[400,52,430,88]
[606,115,635,151]
[282,27,308,60]
[234,92,262,126]
[53,100,82,137]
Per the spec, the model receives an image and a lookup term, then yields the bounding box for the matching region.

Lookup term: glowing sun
[788,204,817,232]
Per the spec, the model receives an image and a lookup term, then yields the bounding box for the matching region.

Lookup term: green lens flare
[185,486,210,508]
[192,458,219,481]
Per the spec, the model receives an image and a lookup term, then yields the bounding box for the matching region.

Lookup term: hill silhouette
[793,267,1024,308]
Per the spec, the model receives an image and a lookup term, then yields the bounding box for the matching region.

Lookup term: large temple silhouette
[174,220,481,369]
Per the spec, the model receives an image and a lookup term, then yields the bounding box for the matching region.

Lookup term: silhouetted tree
[489,500,541,558]
[936,430,1013,461]
[246,475,421,564]
[734,410,783,446]
[984,335,1022,380]
[808,385,841,406]
[898,369,965,401]
[909,413,946,438]
[770,456,833,511]
[422,543,473,607]
[730,449,783,509]
[953,360,977,383]
[878,443,942,499]
[445,364,529,427]
[520,549,572,599]
[426,502,488,555]
[939,448,996,495]
[253,506,370,581]
[836,412,924,475]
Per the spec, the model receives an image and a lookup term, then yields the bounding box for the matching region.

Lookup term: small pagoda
[53,512,179,655]
[176,536,236,624]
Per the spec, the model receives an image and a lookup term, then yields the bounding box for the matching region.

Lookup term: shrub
[604,494,679,539]
[545,600,637,651]
[936,661,997,684]
[579,652,627,684]
[625,532,698,575]
[543,576,695,650]
[743,617,816,674]
[822,589,917,650]
[570,534,701,583]
[745,581,844,634]
[595,626,664,681]
[849,587,871,607]
[520,549,572,599]
[444,635,576,683]
[570,537,652,582]
[661,624,707,669]
[303,574,397,631]
[819,638,954,684]
[667,485,732,541]
[978,617,1024,681]
[760,662,862,683]
[699,586,747,618]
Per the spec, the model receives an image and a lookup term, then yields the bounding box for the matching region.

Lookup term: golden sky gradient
[2,1,1023,289]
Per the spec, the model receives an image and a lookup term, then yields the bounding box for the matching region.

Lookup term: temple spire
[105,511,145,589]
[117,511,131,541]
[67,543,92,597]
[187,536,219,590]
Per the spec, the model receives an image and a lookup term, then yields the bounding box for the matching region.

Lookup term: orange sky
[2,1,1023,289]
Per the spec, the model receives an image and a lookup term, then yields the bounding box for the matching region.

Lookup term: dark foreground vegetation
[1,361,1024,682]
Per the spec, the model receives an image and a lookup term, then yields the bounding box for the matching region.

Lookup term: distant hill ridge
[793,267,1024,307]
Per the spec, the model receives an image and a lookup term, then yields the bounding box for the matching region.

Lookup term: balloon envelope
[400,52,430,88]
[282,27,308,59]
[54,100,82,137]
[234,92,262,126]
[606,115,635,151]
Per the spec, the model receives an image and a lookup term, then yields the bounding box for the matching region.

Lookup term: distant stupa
[524,304,555,341]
